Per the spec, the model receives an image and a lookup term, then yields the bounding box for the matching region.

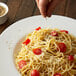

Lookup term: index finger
[39,0,49,17]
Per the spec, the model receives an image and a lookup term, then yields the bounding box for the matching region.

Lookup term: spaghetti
[15,27,76,76]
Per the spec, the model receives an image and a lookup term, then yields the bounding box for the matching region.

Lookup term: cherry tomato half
[35,27,41,31]
[31,70,40,76]
[54,73,61,76]
[51,31,58,36]
[58,43,66,52]
[60,30,68,34]
[23,38,30,45]
[18,60,26,69]
[33,48,42,55]
[68,55,74,61]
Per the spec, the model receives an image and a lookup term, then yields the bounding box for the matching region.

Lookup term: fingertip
[43,15,46,18]
[39,9,46,17]
[47,14,51,17]
[41,13,46,17]
[47,12,52,17]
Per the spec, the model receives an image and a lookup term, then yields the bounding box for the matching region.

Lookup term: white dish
[0,15,76,76]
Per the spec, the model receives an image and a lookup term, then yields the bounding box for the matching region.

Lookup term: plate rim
[0,15,76,37]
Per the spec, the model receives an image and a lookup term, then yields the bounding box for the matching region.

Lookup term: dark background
[0,0,76,34]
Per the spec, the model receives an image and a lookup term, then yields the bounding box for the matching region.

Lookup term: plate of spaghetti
[0,15,76,76]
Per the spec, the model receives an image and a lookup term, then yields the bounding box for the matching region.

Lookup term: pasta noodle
[15,28,76,76]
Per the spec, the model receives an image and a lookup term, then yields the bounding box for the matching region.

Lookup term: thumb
[47,0,63,17]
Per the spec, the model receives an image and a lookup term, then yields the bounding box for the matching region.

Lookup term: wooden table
[0,0,76,34]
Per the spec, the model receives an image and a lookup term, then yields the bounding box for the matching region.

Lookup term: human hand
[36,0,63,17]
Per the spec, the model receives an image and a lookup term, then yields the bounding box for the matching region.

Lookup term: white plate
[0,15,76,76]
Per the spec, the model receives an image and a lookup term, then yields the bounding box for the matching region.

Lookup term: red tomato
[60,30,68,34]
[68,55,74,61]
[18,60,26,69]
[58,43,66,52]
[33,48,42,55]
[23,38,30,45]
[54,73,61,76]
[51,31,58,36]
[31,70,40,76]
[35,27,41,31]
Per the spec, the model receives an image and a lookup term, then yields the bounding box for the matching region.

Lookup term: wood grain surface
[0,0,76,34]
